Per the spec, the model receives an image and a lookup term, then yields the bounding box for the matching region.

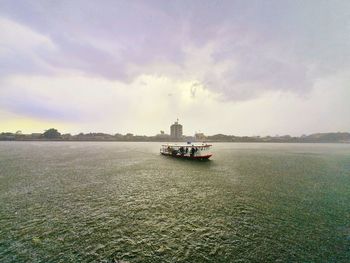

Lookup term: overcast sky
[1,0,349,136]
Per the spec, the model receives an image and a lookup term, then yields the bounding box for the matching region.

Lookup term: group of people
[168,146,199,157]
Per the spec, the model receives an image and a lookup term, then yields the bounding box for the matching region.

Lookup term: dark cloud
[0,0,349,101]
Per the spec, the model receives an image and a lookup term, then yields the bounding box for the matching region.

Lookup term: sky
[0,0,349,136]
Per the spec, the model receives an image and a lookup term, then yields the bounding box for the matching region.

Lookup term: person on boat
[190,147,195,157]
[179,147,185,156]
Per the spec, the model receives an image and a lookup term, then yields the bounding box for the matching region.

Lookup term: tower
[170,119,183,140]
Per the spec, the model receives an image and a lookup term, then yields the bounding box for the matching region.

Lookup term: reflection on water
[0,142,350,262]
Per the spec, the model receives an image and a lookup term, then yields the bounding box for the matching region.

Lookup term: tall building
[170,119,183,139]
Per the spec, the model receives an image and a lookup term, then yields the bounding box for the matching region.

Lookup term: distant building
[170,119,183,139]
[155,130,170,140]
[195,132,206,141]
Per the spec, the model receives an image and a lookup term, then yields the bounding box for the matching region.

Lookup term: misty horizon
[2,127,350,141]
[1,125,350,138]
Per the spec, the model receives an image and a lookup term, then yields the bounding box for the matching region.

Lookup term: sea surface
[0,142,350,262]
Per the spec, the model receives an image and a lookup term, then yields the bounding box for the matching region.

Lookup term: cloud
[1,68,349,135]
[2,1,349,102]
[0,17,56,77]
[0,72,220,134]
[0,74,128,122]
[0,1,349,135]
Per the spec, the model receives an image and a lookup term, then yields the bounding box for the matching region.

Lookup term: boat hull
[161,152,212,160]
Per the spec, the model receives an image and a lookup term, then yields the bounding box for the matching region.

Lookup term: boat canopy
[161,143,212,148]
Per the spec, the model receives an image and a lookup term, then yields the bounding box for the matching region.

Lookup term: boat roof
[161,143,212,147]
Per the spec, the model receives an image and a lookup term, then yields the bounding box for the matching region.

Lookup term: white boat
[160,143,212,160]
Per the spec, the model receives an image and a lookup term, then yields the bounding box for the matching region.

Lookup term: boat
[160,143,212,160]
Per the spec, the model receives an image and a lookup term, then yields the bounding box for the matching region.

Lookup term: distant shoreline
[1,131,350,143]
[1,139,349,144]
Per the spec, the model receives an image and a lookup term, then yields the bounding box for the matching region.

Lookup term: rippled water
[0,142,350,262]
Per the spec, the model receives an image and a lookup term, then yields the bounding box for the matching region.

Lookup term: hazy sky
[1,0,349,136]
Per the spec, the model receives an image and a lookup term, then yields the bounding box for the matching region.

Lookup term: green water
[0,142,349,262]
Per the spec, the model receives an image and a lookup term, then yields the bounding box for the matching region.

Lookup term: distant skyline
[1,0,350,136]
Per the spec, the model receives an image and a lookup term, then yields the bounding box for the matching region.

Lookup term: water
[0,142,350,262]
